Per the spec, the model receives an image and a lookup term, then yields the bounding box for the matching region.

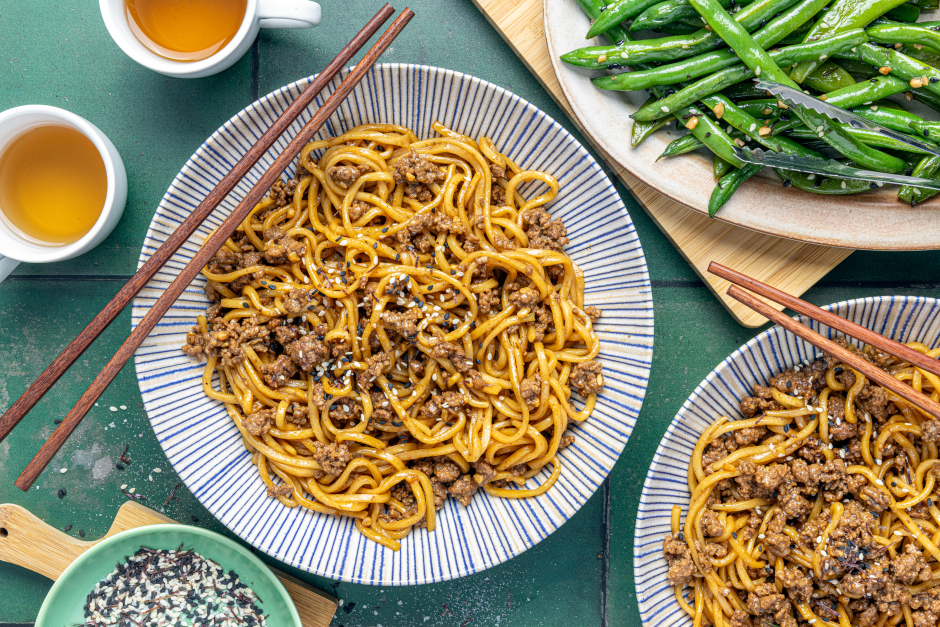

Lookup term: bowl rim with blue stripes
[131,63,654,585]
[633,295,940,626]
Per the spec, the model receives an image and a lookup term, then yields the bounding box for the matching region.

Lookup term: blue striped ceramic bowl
[131,65,654,585]
[634,296,940,627]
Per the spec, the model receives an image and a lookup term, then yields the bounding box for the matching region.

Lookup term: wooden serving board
[0,502,337,627]
[471,0,854,328]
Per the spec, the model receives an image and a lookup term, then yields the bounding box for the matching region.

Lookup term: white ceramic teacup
[0,106,128,283]
[99,0,322,78]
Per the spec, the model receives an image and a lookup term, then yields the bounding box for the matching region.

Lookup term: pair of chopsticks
[710,262,940,421]
[0,4,414,490]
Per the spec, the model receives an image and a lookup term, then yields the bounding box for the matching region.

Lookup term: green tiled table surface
[1,1,939,625]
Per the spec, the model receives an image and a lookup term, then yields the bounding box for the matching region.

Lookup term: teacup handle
[257,0,321,29]
[0,254,19,283]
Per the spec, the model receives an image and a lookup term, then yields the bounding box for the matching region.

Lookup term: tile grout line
[600,476,611,627]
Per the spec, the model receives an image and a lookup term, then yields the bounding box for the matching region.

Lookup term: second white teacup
[0,106,128,283]
[99,0,322,79]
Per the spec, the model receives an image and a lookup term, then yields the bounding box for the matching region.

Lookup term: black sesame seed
[58,488,67,499]
[116,463,124,470]
[64,524,72,532]
[79,529,85,538]
[192,516,199,523]
[54,418,62,424]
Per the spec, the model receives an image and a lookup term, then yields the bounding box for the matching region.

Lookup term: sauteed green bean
[562,0,940,212]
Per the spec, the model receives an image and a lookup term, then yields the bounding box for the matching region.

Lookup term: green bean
[689,0,801,88]
[787,126,937,153]
[713,154,734,179]
[593,0,832,91]
[659,133,706,158]
[710,163,763,215]
[910,118,940,141]
[868,23,940,53]
[735,99,786,117]
[790,104,908,172]
[722,83,773,100]
[700,94,817,156]
[835,43,940,99]
[884,3,920,21]
[803,60,856,92]
[633,96,672,146]
[789,0,908,83]
[630,0,732,32]
[909,0,939,9]
[777,170,873,194]
[898,155,940,204]
[849,104,924,132]
[774,22,814,46]
[587,0,673,38]
[576,0,634,43]
[632,29,868,122]
[561,0,801,69]
[657,20,705,34]
[681,106,746,167]
[823,74,911,109]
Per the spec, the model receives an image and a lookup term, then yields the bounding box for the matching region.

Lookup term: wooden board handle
[0,503,92,580]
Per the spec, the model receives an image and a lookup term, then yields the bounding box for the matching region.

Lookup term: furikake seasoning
[82,545,267,626]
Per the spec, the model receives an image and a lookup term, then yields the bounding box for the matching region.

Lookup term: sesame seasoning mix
[82,546,266,626]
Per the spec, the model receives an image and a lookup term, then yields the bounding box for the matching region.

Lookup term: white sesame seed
[110,406,118,412]
[60,468,67,474]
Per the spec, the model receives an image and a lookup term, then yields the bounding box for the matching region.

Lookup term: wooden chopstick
[0,3,396,448]
[725,284,940,421]
[13,7,415,491]
[709,261,940,379]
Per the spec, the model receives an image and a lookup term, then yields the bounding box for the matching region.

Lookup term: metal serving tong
[731,80,940,190]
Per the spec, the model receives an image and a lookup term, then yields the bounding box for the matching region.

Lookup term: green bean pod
[803,60,856,92]
[868,23,940,53]
[835,43,940,99]
[710,163,764,215]
[594,0,833,91]
[586,0,667,38]
[789,0,908,83]
[561,0,801,69]
[787,126,938,154]
[700,94,817,156]
[849,104,925,132]
[714,155,734,179]
[658,133,706,158]
[630,0,732,32]
[576,0,634,43]
[884,3,920,22]
[909,0,939,9]
[688,0,801,88]
[776,170,874,194]
[633,29,868,122]
[790,105,908,173]
[824,74,912,109]
[681,106,746,167]
[898,155,940,204]
[633,96,672,146]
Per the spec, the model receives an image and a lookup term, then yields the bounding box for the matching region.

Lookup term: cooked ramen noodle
[182,123,605,550]
[663,339,940,627]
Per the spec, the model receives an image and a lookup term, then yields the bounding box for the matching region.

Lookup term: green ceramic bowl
[34,524,302,626]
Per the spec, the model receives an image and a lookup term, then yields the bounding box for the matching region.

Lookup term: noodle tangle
[182,123,606,550]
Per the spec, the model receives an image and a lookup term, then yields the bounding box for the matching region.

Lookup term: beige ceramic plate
[544,0,940,250]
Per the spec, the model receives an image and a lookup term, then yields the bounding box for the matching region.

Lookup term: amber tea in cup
[0,125,108,246]
[125,0,248,62]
